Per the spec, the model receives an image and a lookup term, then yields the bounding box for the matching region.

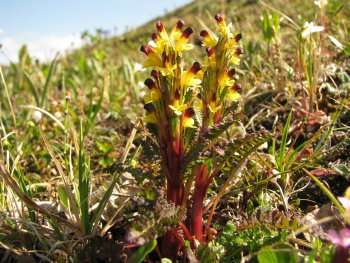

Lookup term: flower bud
[189,62,202,75]
[231,83,241,91]
[234,33,242,42]
[151,69,160,80]
[181,27,193,39]
[184,107,195,118]
[174,89,181,100]
[144,78,157,90]
[206,47,214,57]
[235,47,243,56]
[175,20,185,30]
[140,44,153,56]
[227,69,236,78]
[215,14,224,23]
[144,103,156,113]
[156,21,164,33]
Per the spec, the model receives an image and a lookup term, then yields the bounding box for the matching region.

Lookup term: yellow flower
[182,107,196,128]
[175,27,194,55]
[169,104,187,116]
[218,69,236,88]
[227,83,241,101]
[200,30,217,47]
[140,45,163,68]
[144,78,162,103]
[156,21,169,42]
[181,62,202,87]
[226,33,242,49]
[159,51,176,76]
[230,47,243,65]
[144,90,161,103]
[215,14,232,37]
[205,47,216,67]
[170,20,185,42]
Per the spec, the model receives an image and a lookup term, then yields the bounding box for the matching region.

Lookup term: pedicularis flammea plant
[139,14,268,259]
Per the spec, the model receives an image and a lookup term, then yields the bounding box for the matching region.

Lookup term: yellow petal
[227,92,240,101]
[183,117,195,128]
[169,104,187,115]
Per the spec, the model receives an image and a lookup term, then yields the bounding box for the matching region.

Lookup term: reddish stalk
[191,164,207,242]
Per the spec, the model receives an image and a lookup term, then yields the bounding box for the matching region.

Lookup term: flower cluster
[199,14,243,127]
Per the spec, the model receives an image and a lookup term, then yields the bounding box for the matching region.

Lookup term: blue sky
[0,0,192,64]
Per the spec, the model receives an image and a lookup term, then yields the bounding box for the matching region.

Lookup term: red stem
[191,165,207,242]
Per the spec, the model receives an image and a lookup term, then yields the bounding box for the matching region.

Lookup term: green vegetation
[0,0,349,262]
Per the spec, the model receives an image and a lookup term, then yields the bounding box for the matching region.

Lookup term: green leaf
[57,185,68,208]
[257,244,298,263]
[40,53,59,107]
[129,239,157,263]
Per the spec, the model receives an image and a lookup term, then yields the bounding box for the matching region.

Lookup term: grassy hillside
[0,0,349,262]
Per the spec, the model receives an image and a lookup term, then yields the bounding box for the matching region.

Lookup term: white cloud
[0,33,83,64]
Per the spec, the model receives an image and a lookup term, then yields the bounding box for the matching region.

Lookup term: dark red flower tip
[140,44,153,55]
[144,78,157,89]
[156,21,164,32]
[162,51,170,63]
[182,27,193,38]
[176,19,185,30]
[215,14,224,23]
[235,47,243,56]
[206,47,214,57]
[151,69,160,80]
[200,30,209,37]
[144,103,156,113]
[184,107,195,118]
[174,89,181,100]
[234,33,242,42]
[227,69,236,78]
[231,83,241,91]
[189,62,202,74]
[152,33,159,41]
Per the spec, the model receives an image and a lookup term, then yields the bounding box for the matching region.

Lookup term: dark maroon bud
[235,47,243,56]
[152,33,159,41]
[189,62,202,74]
[184,107,195,118]
[227,69,236,78]
[162,52,170,63]
[176,19,185,30]
[145,78,157,89]
[140,45,152,55]
[200,30,209,37]
[144,103,155,113]
[211,92,217,102]
[182,27,193,38]
[231,83,241,91]
[151,69,160,80]
[215,14,224,23]
[234,33,242,42]
[156,21,164,32]
[206,47,214,57]
[197,92,202,99]
[174,89,181,100]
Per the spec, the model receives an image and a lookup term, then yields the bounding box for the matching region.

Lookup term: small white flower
[302,22,324,39]
[133,63,146,72]
[314,0,328,8]
[32,110,42,123]
[54,111,62,119]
